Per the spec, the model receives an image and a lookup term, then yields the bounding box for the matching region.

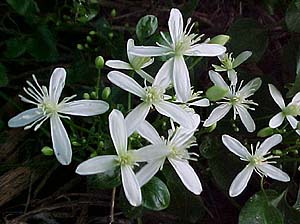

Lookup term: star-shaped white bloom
[222,134,290,197]
[8,68,109,165]
[268,84,300,135]
[105,39,154,83]
[130,8,226,102]
[108,70,195,136]
[76,110,166,206]
[203,71,261,132]
[134,120,202,195]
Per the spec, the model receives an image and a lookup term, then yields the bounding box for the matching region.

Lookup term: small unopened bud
[90,151,98,158]
[84,43,89,48]
[90,91,97,99]
[102,87,111,100]
[273,149,282,156]
[86,35,92,43]
[83,93,90,99]
[111,9,117,17]
[257,127,274,137]
[72,141,81,146]
[41,146,54,156]
[209,35,230,46]
[77,44,84,50]
[204,123,217,133]
[108,32,114,39]
[89,30,96,35]
[95,56,105,69]
[99,141,104,148]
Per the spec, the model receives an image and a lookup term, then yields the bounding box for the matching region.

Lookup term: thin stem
[95,68,101,99]
[109,187,116,224]
[137,217,143,224]
[260,176,267,199]
[189,57,202,70]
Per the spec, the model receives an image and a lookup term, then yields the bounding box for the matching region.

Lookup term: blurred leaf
[4,38,27,58]
[141,176,170,211]
[286,1,300,33]
[0,63,8,87]
[87,168,121,189]
[227,18,268,62]
[119,190,143,219]
[199,135,221,159]
[205,85,228,101]
[136,15,158,42]
[239,190,283,224]
[6,0,39,16]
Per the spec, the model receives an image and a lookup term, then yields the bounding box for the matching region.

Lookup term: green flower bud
[41,146,54,156]
[77,44,84,50]
[102,87,111,100]
[257,127,274,137]
[204,122,217,133]
[209,35,230,46]
[273,149,282,156]
[89,30,96,35]
[111,8,117,17]
[83,93,90,100]
[86,35,92,43]
[72,141,81,146]
[90,151,98,158]
[90,91,97,99]
[99,141,105,148]
[108,32,114,39]
[95,56,105,69]
[84,43,89,48]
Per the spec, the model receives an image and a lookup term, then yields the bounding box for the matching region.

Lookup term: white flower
[222,134,290,197]
[203,71,261,132]
[134,120,202,195]
[76,110,165,207]
[105,39,154,83]
[268,84,300,135]
[130,8,226,102]
[108,70,195,135]
[8,68,109,165]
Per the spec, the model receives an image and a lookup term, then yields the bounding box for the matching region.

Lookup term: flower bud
[86,35,92,43]
[204,122,217,133]
[90,151,98,158]
[95,56,105,69]
[72,141,81,146]
[89,30,96,35]
[102,87,111,100]
[209,35,230,46]
[84,43,89,48]
[77,44,84,50]
[273,149,282,156]
[90,91,97,99]
[111,9,117,17]
[41,146,54,156]
[257,127,274,137]
[83,93,90,100]
[108,32,114,39]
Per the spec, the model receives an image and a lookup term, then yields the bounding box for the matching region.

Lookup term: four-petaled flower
[222,134,290,197]
[8,68,109,165]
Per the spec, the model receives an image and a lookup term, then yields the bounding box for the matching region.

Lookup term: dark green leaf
[286,1,300,33]
[4,38,27,58]
[6,0,39,16]
[141,177,170,211]
[136,15,158,42]
[0,63,8,87]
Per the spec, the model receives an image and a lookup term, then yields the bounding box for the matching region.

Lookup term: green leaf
[87,168,121,189]
[239,190,284,224]
[205,85,228,101]
[286,1,300,33]
[0,63,8,87]
[4,38,27,58]
[6,0,39,16]
[136,15,158,42]
[233,51,252,68]
[227,18,268,62]
[141,177,170,211]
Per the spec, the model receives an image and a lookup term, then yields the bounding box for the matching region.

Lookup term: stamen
[24,115,46,130]
[19,94,39,105]
[34,116,49,131]
[160,31,171,46]
[32,75,45,97]
[23,87,42,103]
[26,80,44,99]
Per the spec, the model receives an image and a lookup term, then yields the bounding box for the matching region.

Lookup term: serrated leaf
[286,1,300,33]
[136,15,158,42]
[4,38,27,58]
[6,0,39,16]
[0,63,8,87]
[141,176,170,211]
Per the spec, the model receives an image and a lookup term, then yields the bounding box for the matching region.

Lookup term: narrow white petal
[255,134,282,157]
[169,158,202,195]
[292,92,300,104]
[76,155,118,175]
[238,78,262,98]
[125,103,151,136]
[203,103,231,127]
[286,115,298,129]
[236,105,256,132]
[127,38,135,62]
[170,127,194,148]
[208,70,229,90]
[108,71,145,97]
[8,108,44,128]
[50,115,72,165]
[229,165,254,197]
[154,101,194,129]
[136,160,165,187]
[268,84,285,109]
[168,8,183,43]
[109,110,128,155]
[173,56,191,102]
[105,60,132,70]
[136,120,162,144]
[153,57,174,90]
[184,44,226,56]
[189,98,210,107]
[222,134,251,159]
[228,69,237,86]
[136,70,154,83]
[49,68,66,104]
[121,165,142,207]
[59,100,109,116]
[257,163,290,182]
[132,144,169,162]
[269,112,285,128]
[129,46,171,57]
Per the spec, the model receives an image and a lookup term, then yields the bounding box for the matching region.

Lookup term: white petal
[168,8,183,43]
[153,57,174,90]
[232,51,252,68]
[208,70,229,90]
[59,100,109,116]
[189,98,210,107]
[238,78,262,98]
[287,115,298,129]
[136,120,162,144]
[255,134,282,157]
[76,155,118,175]
[269,112,285,128]
[154,100,194,129]
[8,108,44,128]
[169,158,202,195]
[105,60,132,70]
[108,71,145,97]
[229,165,254,197]
[49,68,66,104]
[203,103,231,127]
[132,144,169,162]
[236,105,256,132]
[228,69,237,86]
[50,115,72,165]
[184,44,226,56]
[292,92,300,104]
[121,165,142,207]
[222,134,251,159]
[136,69,154,83]
[109,109,128,155]
[125,103,151,136]
[257,163,290,182]
[268,84,285,109]
[173,56,191,102]
[127,38,135,63]
[170,127,194,148]
[136,160,164,187]
[129,46,171,57]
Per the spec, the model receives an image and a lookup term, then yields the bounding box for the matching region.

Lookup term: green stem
[189,57,203,70]
[64,119,96,136]
[95,68,101,99]
[137,217,143,224]
[260,176,267,199]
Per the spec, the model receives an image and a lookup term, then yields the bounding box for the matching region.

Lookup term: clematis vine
[8,68,109,165]
[105,39,154,83]
[203,71,261,132]
[130,8,226,102]
[222,134,290,197]
[268,84,300,135]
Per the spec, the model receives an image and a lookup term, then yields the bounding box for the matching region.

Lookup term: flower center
[221,53,234,70]
[229,96,241,105]
[283,104,300,116]
[117,152,135,166]
[249,156,263,166]
[143,86,164,104]
[40,100,58,115]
